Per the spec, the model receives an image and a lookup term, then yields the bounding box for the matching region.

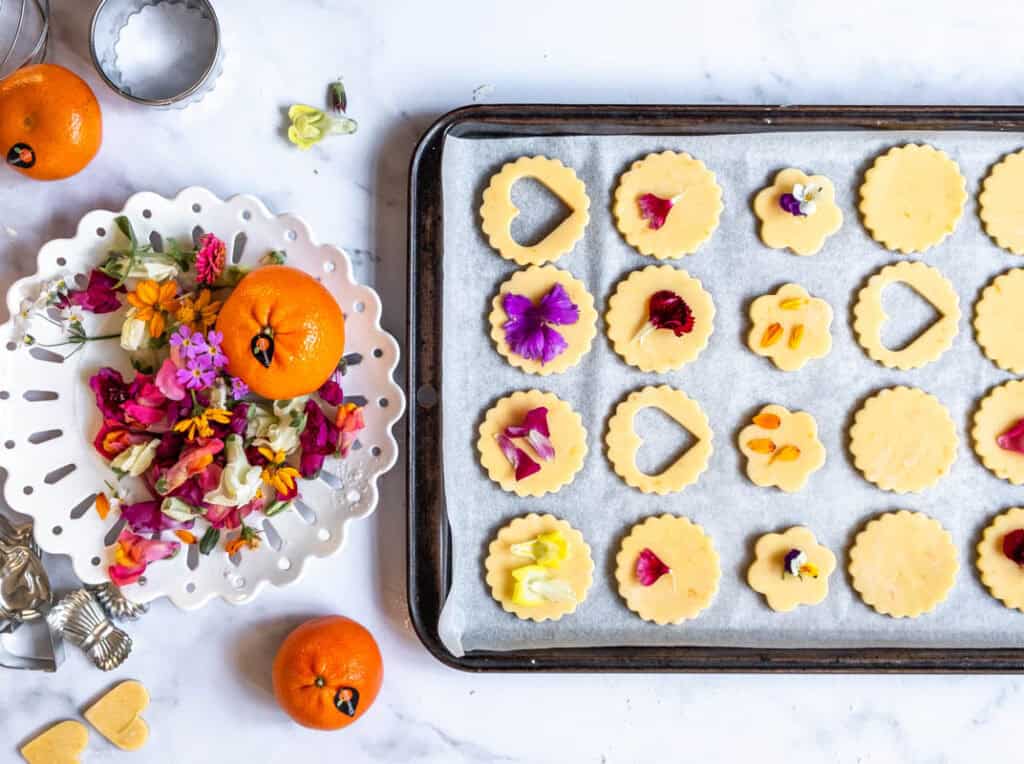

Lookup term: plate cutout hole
[262,519,283,551]
[372,347,383,358]
[634,407,697,475]
[317,528,331,542]
[22,486,32,495]
[70,493,98,519]
[371,446,382,457]
[44,464,76,485]
[186,582,196,593]
[880,282,943,351]
[232,231,247,264]
[23,390,58,402]
[192,203,202,213]
[323,261,336,273]
[4,440,14,449]
[56,257,67,266]
[142,209,152,219]
[149,230,164,252]
[509,176,572,247]
[293,500,317,525]
[29,429,62,444]
[241,210,252,221]
[320,470,342,490]
[191,225,205,246]
[28,347,64,364]
[91,556,101,566]
[96,227,106,237]
[52,525,62,536]
[187,543,200,570]
[277,558,291,571]
[104,516,128,546]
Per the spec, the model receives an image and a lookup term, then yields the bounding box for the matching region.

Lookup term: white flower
[250,396,308,454]
[110,439,159,477]
[791,183,821,216]
[60,304,85,326]
[209,378,229,409]
[160,497,201,522]
[204,435,263,507]
[120,309,148,351]
[127,259,179,281]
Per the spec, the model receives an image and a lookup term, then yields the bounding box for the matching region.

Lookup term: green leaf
[114,216,137,248]
[199,527,220,555]
[264,500,292,517]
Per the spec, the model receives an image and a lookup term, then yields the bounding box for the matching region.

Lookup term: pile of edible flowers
[14,217,364,587]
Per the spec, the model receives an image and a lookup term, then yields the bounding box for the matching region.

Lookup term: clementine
[216,265,345,400]
[0,64,102,181]
[272,615,383,731]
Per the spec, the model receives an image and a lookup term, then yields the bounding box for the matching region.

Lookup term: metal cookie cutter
[90,0,223,108]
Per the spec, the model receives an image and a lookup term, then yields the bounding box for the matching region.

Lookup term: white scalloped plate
[0,187,404,609]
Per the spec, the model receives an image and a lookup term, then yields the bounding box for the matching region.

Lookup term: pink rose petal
[997,419,1024,454]
[638,193,676,231]
[636,547,670,586]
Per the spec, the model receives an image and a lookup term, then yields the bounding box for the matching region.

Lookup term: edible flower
[109,528,179,587]
[779,183,821,217]
[92,420,148,459]
[496,434,540,482]
[783,548,819,578]
[258,446,301,501]
[119,312,149,351]
[177,354,216,391]
[173,407,232,441]
[638,192,683,230]
[503,283,579,365]
[109,439,159,477]
[169,325,207,358]
[65,269,123,314]
[225,525,262,556]
[121,499,194,533]
[510,531,568,568]
[158,438,224,495]
[1003,529,1024,566]
[89,368,133,421]
[997,419,1024,454]
[335,402,365,458]
[510,564,576,606]
[318,370,344,406]
[175,288,221,333]
[230,377,249,401]
[633,290,694,343]
[496,407,555,481]
[204,435,264,508]
[199,330,228,369]
[160,497,203,524]
[298,399,335,478]
[155,357,187,401]
[195,233,227,285]
[636,548,671,586]
[126,279,179,338]
[287,102,358,151]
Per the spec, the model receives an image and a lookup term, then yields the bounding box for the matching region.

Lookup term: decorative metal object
[87,582,148,621]
[47,589,131,671]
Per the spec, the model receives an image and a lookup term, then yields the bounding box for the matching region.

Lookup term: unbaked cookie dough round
[747,526,837,613]
[849,510,958,618]
[972,380,1024,485]
[485,513,594,622]
[975,269,1024,373]
[737,404,826,493]
[752,168,844,256]
[849,386,958,494]
[605,265,715,373]
[477,390,587,497]
[605,386,713,495]
[852,261,960,370]
[859,144,967,254]
[480,156,590,266]
[614,514,720,625]
[747,283,833,371]
[612,151,724,260]
[979,149,1024,255]
[977,507,1024,612]
[488,265,598,375]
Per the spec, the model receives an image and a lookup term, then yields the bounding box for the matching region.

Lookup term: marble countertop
[2,1,1023,761]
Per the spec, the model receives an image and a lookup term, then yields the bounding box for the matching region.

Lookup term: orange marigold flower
[95,492,111,520]
[175,288,222,333]
[127,279,179,337]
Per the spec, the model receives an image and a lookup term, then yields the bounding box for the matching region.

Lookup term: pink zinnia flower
[195,233,227,285]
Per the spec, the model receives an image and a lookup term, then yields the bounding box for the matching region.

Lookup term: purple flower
[504,406,554,461]
[318,372,344,405]
[228,402,249,435]
[503,283,579,365]
[176,355,216,391]
[201,330,227,369]
[67,269,123,314]
[169,325,207,358]
[230,376,249,400]
[299,399,337,478]
[779,192,804,216]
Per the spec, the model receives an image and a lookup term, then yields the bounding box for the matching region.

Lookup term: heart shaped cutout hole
[510,177,573,247]
[881,281,942,351]
[634,406,697,475]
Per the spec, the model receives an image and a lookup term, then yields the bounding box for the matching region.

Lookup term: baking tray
[407,104,1024,672]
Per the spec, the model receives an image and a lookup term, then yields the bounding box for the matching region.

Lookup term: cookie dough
[975,269,1024,373]
[614,514,720,624]
[612,151,724,259]
[747,526,837,612]
[488,265,598,375]
[979,149,1024,255]
[605,265,715,373]
[84,680,149,751]
[480,156,590,266]
[605,385,713,495]
[852,261,960,370]
[977,507,1024,611]
[848,510,958,618]
[752,168,844,256]
[738,404,826,493]
[20,721,88,764]
[972,380,1024,485]
[849,386,958,493]
[747,283,833,371]
[477,390,587,497]
[484,513,593,622]
[859,144,967,254]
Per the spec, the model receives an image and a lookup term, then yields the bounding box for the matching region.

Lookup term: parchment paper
[437,130,1024,657]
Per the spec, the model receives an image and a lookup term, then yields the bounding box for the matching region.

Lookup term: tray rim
[407,103,1024,673]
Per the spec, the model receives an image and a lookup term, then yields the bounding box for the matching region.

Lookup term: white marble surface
[2,1,1023,761]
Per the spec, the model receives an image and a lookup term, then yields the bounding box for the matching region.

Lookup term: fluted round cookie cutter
[89,0,223,108]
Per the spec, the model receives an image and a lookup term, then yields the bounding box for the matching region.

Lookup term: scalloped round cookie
[852,261,960,370]
[849,510,958,618]
[605,265,715,373]
[977,507,1024,611]
[605,386,713,495]
[612,151,723,260]
[859,144,967,254]
[480,156,590,265]
[849,387,958,494]
[485,513,594,622]
[752,168,844,256]
[737,404,826,493]
[979,149,1024,255]
[747,283,833,371]
[747,526,837,613]
[488,265,598,375]
[614,514,720,625]
[477,390,587,497]
[975,269,1024,373]
[972,380,1024,485]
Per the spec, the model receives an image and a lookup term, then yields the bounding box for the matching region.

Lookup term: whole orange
[0,64,102,181]
[216,265,345,400]
[272,616,383,731]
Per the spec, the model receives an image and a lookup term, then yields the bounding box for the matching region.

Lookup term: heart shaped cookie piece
[84,680,149,751]
[20,720,88,764]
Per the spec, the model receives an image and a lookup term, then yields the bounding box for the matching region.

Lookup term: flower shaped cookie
[753,168,843,256]
[747,284,833,371]
[738,405,825,493]
[747,526,837,612]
